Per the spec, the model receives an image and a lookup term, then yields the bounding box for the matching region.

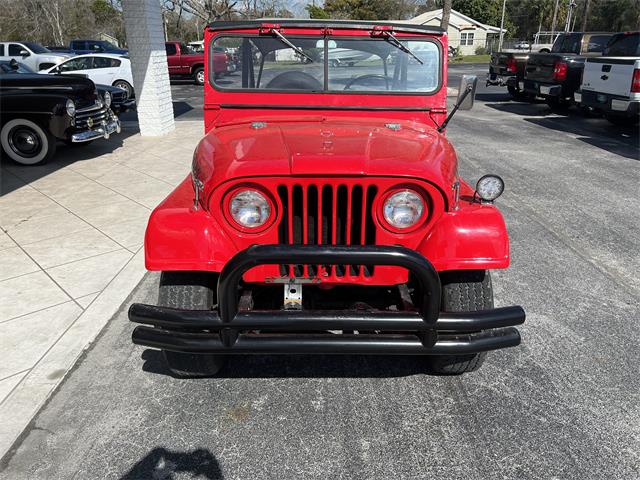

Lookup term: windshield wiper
[382,31,423,65]
[269,29,314,63]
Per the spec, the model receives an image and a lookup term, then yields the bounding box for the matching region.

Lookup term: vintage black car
[1,60,136,114]
[0,61,120,165]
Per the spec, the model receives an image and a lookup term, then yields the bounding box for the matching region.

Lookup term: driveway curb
[0,249,146,461]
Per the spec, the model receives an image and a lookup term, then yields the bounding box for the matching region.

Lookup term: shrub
[475,46,489,55]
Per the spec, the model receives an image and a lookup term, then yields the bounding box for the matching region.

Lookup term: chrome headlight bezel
[103,90,112,108]
[475,175,505,202]
[65,99,76,117]
[226,187,274,232]
[380,188,426,232]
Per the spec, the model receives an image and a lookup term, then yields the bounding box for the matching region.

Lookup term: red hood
[195,117,458,199]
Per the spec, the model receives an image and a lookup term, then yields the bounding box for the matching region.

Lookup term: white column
[122,0,175,136]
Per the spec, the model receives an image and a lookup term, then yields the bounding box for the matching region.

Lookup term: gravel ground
[1,65,639,480]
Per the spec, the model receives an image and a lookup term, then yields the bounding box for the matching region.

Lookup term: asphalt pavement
[1,65,639,480]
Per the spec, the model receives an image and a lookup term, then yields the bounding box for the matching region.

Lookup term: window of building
[460,32,475,46]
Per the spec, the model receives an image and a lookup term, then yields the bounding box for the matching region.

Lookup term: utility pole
[498,0,507,51]
[581,0,591,32]
[550,0,560,36]
[564,0,577,33]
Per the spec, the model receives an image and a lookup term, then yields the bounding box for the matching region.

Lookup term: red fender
[145,179,236,272]
[418,204,510,271]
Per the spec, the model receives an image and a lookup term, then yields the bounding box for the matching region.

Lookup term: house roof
[407,9,505,34]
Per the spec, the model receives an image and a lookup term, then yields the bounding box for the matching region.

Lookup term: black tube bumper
[129,245,525,355]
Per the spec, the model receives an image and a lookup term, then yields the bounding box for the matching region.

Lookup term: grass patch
[451,54,491,64]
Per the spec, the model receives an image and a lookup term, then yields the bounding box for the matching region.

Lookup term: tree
[306,4,331,18]
[440,0,452,28]
[322,0,417,20]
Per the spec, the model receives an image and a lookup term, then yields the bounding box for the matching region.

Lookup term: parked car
[129,19,525,378]
[96,84,136,115]
[575,31,640,125]
[523,32,613,109]
[0,66,120,165]
[2,59,134,115]
[530,31,562,53]
[487,51,531,98]
[166,41,204,85]
[0,41,71,71]
[48,39,128,55]
[42,53,135,99]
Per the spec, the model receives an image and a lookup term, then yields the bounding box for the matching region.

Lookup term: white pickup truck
[0,41,71,71]
[575,32,639,125]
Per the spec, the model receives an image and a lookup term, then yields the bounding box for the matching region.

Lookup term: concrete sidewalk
[0,120,203,456]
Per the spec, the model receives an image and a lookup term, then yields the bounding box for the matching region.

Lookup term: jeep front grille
[277,183,377,279]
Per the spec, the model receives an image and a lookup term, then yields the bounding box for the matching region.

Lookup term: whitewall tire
[1,119,56,166]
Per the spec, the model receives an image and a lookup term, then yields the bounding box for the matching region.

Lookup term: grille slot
[277,183,377,280]
[75,103,109,129]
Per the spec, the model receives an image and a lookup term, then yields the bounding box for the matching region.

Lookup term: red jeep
[131,20,525,377]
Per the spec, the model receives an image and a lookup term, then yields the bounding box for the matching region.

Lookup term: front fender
[145,178,236,272]
[418,204,510,271]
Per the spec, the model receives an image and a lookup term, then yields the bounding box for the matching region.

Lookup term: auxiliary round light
[383,189,425,229]
[229,189,271,228]
[476,175,505,202]
[103,90,112,108]
[65,99,76,117]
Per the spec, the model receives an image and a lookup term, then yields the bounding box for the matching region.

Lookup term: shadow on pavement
[0,127,137,197]
[120,447,223,480]
[141,349,428,379]
[524,116,639,161]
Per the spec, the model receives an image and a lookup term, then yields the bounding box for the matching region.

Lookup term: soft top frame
[208,19,445,36]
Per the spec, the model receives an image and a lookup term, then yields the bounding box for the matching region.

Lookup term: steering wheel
[265,71,323,90]
[344,74,390,91]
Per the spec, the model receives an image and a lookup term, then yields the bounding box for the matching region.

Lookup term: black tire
[193,67,205,86]
[426,270,493,375]
[604,114,639,126]
[507,85,529,100]
[545,96,570,111]
[112,80,133,99]
[158,271,226,377]
[0,119,56,165]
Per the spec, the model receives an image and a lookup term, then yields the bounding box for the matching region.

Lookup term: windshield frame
[210,33,442,97]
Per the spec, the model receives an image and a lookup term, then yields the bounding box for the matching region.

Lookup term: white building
[406,9,504,55]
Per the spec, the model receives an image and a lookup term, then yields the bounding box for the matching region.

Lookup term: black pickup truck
[523,32,613,109]
[487,51,531,98]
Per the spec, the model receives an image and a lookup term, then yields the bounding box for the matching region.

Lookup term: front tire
[1,119,56,165]
[426,270,493,375]
[158,271,226,377]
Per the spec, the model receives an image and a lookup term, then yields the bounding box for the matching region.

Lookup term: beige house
[406,9,504,55]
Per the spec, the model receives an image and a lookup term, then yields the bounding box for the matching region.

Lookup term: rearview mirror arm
[436,84,472,133]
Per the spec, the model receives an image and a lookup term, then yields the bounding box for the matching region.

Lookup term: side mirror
[19,49,30,57]
[457,74,477,110]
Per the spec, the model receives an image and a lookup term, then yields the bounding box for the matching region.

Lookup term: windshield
[0,61,35,73]
[551,33,581,54]
[605,32,640,56]
[23,42,50,54]
[212,35,440,94]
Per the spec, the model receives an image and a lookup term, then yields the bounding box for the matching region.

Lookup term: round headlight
[476,175,504,202]
[103,90,112,108]
[229,189,271,228]
[65,99,76,117]
[383,189,425,229]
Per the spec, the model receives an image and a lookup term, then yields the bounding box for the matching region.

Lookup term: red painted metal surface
[144,22,511,285]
